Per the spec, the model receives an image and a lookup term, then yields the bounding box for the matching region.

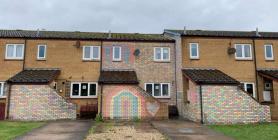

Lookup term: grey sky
[0,0,277,33]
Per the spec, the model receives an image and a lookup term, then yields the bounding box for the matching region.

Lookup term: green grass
[0,121,45,140]
[209,123,278,140]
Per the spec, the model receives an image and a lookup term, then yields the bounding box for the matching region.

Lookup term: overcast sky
[0,0,277,33]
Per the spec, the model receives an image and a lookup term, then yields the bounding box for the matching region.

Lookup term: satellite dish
[134,49,140,56]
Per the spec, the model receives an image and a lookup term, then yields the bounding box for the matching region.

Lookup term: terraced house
[0,29,175,121]
[165,29,277,124]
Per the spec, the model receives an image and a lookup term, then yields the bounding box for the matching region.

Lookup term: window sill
[0,96,6,98]
[235,58,253,61]
[153,60,171,63]
[37,59,46,61]
[82,59,100,62]
[153,96,171,99]
[70,96,98,99]
[4,59,23,61]
[112,60,122,62]
[261,101,274,105]
[265,59,275,61]
[190,58,200,60]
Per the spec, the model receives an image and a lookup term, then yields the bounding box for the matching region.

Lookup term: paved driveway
[151,120,234,140]
[15,120,92,140]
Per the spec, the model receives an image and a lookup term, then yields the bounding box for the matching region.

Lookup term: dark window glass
[162,84,169,96]
[89,84,96,96]
[72,84,79,96]
[146,84,153,95]
[81,83,88,96]
[246,84,254,95]
[154,84,161,96]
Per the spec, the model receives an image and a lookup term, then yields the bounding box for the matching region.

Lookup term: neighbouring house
[164,29,278,124]
[0,29,174,120]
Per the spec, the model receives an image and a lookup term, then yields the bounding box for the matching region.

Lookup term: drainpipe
[99,40,103,116]
[199,85,204,124]
[22,39,27,70]
[5,84,12,119]
[174,38,178,107]
[252,38,259,100]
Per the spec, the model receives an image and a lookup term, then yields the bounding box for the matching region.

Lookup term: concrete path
[151,120,234,140]
[15,120,92,140]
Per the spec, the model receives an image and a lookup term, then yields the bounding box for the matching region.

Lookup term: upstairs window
[113,46,121,61]
[235,44,252,60]
[70,82,97,98]
[0,82,6,97]
[145,83,170,98]
[37,45,47,60]
[265,44,274,60]
[154,47,170,61]
[5,44,24,59]
[83,46,100,60]
[189,43,199,59]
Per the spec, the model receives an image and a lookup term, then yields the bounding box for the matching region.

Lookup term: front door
[0,103,5,120]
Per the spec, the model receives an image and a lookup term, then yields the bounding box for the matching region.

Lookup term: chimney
[183,26,187,35]
[36,29,40,37]
[256,27,261,37]
[108,30,112,39]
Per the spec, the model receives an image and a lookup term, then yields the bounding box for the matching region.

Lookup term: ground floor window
[70,82,97,98]
[145,83,170,98]
[242,82,255,98]
[0,82,6,97]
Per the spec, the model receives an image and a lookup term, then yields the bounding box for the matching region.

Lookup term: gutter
[199,85,204,124]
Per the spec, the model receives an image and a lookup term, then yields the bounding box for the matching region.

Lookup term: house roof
[258,69,278,80]
[0,29,174,42]
[182,68,239,85]
[165,29,278,39]
[99,70,139,84]
[7,68,60,84]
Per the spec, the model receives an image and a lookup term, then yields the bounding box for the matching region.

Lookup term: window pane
[81,83,88,96]
[89,84,96,96]
[266,45,273,58]
[2,83,6,96]
[154,84,161,96]
[246,84,254,95]
[236,45,242,57]
[72,84,79,96]
[146,84,153,95]
[84,47,91,59]
[163,48,169,60]
[191,45,198,57]
[7,45,14,57]
[114,47,120,59]
[16,45,23,57]
[38,46,45,58]
[93,47,99,59]
[244,45,251,57]
[155,48,161,60]
[162,84,169,96]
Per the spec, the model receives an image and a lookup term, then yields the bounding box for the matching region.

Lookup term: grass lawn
[209,123,278,140]
[0,121,45,140]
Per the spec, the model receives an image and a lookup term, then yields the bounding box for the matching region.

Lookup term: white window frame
[235,44,252,60]
[37,45,47,60]
[153,47,170,61]
[5,44,25,60]
[0,82,5,98]
[243,82,256,98]
[112,46,122,61]
[70,82,98,98]
[189,43,199,59]
[82,46,100,60]
[144,83,170,98]
[264,44,274,60]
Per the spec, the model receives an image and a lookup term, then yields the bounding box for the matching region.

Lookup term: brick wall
[101,42,176,105]
[102,84,168,120]
[9,85,76,121]
[180,81,270,124]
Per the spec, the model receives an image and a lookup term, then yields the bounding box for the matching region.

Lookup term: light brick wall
[9,85,76,121]
[102,84,168,120]
[180,81,270,124]
[101,42,176,105]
